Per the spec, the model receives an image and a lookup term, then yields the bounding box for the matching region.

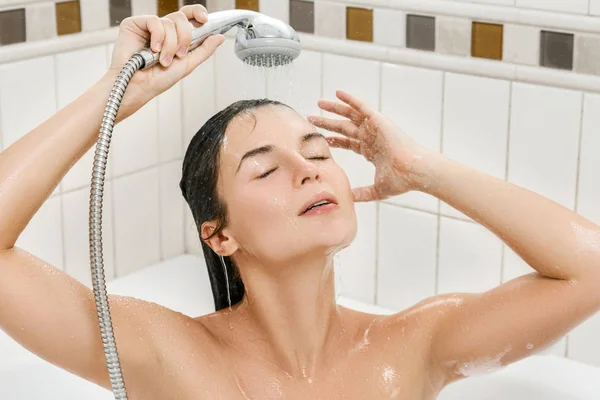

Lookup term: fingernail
[155,41,162,52]
[162,54,173,66]
[176,46,187,57]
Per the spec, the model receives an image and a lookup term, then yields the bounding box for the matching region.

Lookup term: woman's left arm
[310,89,600,385]
[418,148,600,380]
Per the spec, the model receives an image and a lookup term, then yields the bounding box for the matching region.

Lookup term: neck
[230,253,347,379]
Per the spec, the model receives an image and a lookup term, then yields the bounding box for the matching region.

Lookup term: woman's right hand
[105,4,225,121]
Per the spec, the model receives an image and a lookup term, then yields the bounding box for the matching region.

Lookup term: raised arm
[418,151,600,383]
[0,4,223,390]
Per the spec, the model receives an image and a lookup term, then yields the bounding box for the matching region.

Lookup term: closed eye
[256,156,330,180]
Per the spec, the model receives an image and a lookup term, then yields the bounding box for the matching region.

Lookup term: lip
[298,191,339,216]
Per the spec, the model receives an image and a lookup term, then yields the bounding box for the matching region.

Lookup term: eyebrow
[235,132,327,174]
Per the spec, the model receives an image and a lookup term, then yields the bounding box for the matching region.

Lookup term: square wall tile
[182,56,215,150]
[574,34,600,76]
[577,94,600,226]
[56,1,82,36]
[236,0,258,12]
[374,9,405,48]
[508,83,582,209]
[441,73,510,220]
[157,81,183,163]
[260,0,289,24]
[113,168,161,276]
[540,30,574,70]
[290,0,314,34]
[346,7,373,43]
[438,217,503,294]
[377,204,437,311]
[160,160,185,259]
[184,0,207,5]
[436,16,471,56]
[315,1,345,39]
[336,202,377,304]
[380,63,443,214]
[110,0,132,27]
[158,0,179,17]
[214,39,266,110]
[26,3,57,42]
[516,0,588,14]
[471,22,503,60]
[207,0,235,12]
[14,196,64,271]
[503,24,539,66]
[80,0,109,31]
[267,50,322,118]
[406,14,435,51]
[62,182,116,287]
[0,9,26,45]
[592,0,600,16]
[132,0,157,15]
[569,312,600,367]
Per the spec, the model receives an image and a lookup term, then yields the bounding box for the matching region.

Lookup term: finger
[317,99,363,124]
[159,17,178,66]
[352,186,381,203]
[186,34,225,73]
[336,90,376,117]
[307,115,360,139]
[326,136,362,155]
[165,11,193,58]
[179,4,209,25]
[128,15,164,52]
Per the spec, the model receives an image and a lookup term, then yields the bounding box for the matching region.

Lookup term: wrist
[97,72,136,124]
[408,146,447,194]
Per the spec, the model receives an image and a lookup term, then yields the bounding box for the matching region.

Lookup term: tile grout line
[500,81,514,284]
[53,53,68,274]
[566,91,586,358]
[374,60,384,305]
[434,71,446,296]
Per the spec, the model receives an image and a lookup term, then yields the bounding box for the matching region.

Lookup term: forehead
[221,105,316,157]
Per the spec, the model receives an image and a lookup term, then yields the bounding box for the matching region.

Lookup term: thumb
[187,34,225,72]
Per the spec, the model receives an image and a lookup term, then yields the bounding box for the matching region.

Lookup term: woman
[0,4,599,399]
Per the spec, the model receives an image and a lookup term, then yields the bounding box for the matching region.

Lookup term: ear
[200,220,238,257]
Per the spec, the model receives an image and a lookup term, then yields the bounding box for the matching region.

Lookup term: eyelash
[257,156,330,179]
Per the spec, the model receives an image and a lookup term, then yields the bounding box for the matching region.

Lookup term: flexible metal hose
[89,52,145,400]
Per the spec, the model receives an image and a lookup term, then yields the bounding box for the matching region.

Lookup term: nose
[290,153,320,186]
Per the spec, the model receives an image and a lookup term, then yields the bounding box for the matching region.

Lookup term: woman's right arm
[0,4,223,390]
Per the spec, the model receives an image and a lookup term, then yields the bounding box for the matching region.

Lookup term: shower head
[138,9,301,70]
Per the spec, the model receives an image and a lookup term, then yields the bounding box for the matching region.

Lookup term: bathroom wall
[1,0,600,368]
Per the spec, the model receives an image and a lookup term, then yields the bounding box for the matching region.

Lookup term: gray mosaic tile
[183,0,207,5]
[0,8,26,45]
[110,0,132,27]
[540,30,574,70]
[290,0,314,34]
[407,14,435,51]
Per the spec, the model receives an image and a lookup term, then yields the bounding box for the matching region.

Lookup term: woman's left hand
[308,90,432,202]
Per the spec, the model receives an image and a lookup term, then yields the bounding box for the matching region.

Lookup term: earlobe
[200,222,238,257]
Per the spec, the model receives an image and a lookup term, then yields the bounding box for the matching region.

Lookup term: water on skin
[447,344,513,377]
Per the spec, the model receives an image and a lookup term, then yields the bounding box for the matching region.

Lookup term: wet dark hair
[179,98,291,312]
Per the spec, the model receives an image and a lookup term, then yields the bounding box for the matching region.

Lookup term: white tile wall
[267,50,323,118]
[0,56,58,196]
[377,203,437,310]
[507,83,582,210]
[157,82,183,163]
[577,94,600,225]
[438,216,503,294]
[336,201,377,304]
[57,45,111,193]
[112,167,161,277]
[503,24,540,66]
[436,16,471,57]
[502,245,532,282]
[159,160,185,260]
[14,196,63,270]
[314,1,346,39]
[80,0,110,32]
[25,2,57,42]
[214,39,267,111]
[574,34,600,76]
[441,73,511,220]
[591,0,600,15]
[182,56,216,150]
[516,0,589,14]
[569,312,600,367]
[260,0,290,24]
[380,63,443,214]
[373,9,406,48]
[62,181,116,287]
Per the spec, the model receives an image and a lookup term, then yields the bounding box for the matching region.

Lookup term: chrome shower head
[138,9,301,70]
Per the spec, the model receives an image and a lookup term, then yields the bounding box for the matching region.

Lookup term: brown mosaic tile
[346,7,373,43]
[110,0,132,27]
[290,0,314,34]
[472,22,503,60]
[236,0,259,12]
[540,30,574,70]
[56,1,82,36]
[158,0,179,17]
[0,8,26,45]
